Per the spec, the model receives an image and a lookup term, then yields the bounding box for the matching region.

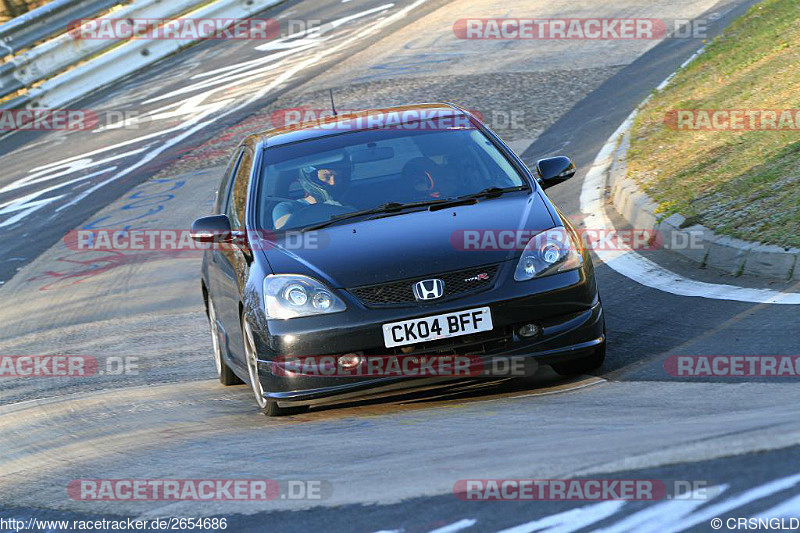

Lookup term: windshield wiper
[455,185,528,201]
[301,199,450,231]
[300,188,527,231]
[427,186,528,211]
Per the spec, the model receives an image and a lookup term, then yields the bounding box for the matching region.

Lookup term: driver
[273,159,351,229]
[402,157,455,200]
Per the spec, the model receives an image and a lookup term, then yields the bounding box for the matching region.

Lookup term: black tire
[208,299,242,386]
[242,319,308,416]
[261,399,309,417]
[551,341,606,377]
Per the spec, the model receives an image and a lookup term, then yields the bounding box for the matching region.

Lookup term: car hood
[259,192,555,288]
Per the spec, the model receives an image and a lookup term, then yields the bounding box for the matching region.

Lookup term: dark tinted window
[217,148,243,213]
[227,148,253,229]
[257,126,527,230]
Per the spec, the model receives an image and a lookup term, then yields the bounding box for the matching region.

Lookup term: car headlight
[514,226,583,281]
[264,274,346,319]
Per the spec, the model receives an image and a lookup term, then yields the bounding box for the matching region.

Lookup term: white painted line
[681,47,706,69]
[0,167,114,211]
[654,74,675,92]
[756,492,800,519]
[670,473,800,531]
[353,0,427,39]
[189,41,319,80]
[497,501,625,533]
[1,147,149,194]
[594,486,727,533]
[0,195,65,228]
[498,473,800,533]
[0,0,430,230]
[578,49,800,305]
[52,168,118,212]
[256,3,396,52]
[428,519,476,533]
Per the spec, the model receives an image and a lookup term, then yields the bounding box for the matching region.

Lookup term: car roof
[240,103,473,150]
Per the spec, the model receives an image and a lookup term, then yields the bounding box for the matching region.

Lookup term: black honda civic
[192,103,605,416]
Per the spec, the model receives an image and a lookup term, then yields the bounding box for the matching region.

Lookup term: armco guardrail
[21,0,282,111]
[0,0,281,112]
[0,0,119,55]
[0,0,215,102]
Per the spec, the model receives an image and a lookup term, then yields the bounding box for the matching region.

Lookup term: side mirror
[536,156,576,189]
[191,214,244,246]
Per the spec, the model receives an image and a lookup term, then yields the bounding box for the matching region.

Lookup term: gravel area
[156,67,622,177]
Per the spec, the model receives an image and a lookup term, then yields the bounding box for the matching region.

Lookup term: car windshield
[256,122,529,231]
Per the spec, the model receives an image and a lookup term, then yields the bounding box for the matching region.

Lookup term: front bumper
[251,260,604,406]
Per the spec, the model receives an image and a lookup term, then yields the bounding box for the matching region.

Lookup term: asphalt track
[1,0,799,531]
[0,0,452,284]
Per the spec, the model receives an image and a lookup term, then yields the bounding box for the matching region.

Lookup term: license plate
[382,307,493,348]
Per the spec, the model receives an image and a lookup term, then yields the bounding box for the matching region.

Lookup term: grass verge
[626,0,799,248]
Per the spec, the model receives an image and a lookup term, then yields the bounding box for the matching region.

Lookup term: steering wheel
[283,203,356,229]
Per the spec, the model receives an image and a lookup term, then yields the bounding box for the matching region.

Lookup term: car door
[215,146,254,367]
[207,146,243,313]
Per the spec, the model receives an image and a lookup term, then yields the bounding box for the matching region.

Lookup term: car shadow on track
[282,367,605,421]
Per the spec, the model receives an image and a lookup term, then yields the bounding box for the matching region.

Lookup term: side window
[227,148,253,229]
[217,148,244,213]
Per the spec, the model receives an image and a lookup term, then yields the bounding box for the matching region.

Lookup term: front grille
[349,264,500,306]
